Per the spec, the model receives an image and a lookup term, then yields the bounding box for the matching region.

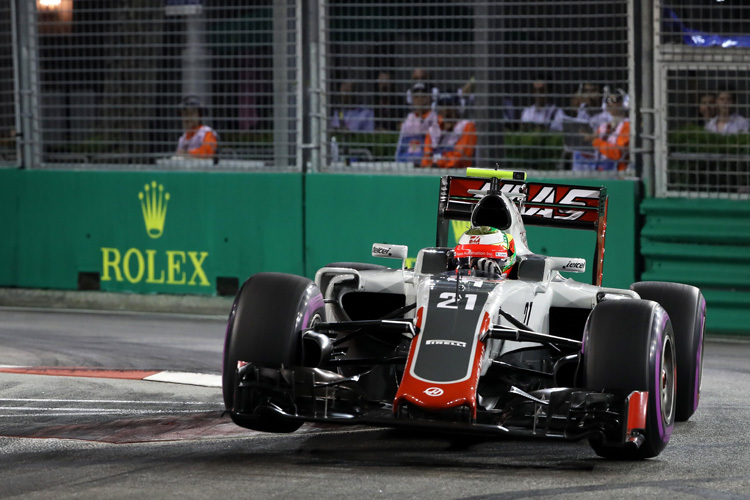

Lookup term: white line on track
[0,412,219,418]
[0,408,216,414]
[0,398,215,405]
[0,366,222,388]
[143,371,222,387]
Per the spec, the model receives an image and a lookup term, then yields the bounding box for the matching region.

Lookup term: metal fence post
[303,0,321,173]
[317,0,327,171]
[638,0,655,197]
[15,0,40,169]
[273,0,290,168]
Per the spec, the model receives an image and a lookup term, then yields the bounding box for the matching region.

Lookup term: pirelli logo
[425,339,467,348]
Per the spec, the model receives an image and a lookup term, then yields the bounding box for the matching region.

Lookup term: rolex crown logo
[138,181,170,239]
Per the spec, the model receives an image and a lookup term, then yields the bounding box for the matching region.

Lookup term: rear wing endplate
[436,173,608,286]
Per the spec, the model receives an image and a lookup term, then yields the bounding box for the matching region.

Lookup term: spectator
[574,83,610,128]
[705,88,749,134]
[330,80,374,132]
[697,92,716,128]
[374,71,402,132]
[565,83,612,171]
[585,90,630,171]
[521,81,564,131]
[395,82,443,163]
[421,94,477,169]
[406,67,476,117]
[457,76,477,118]
[405,68,440,110]
[176,95,219,160]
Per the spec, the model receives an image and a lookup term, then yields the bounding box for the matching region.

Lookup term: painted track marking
[0,366,221,387]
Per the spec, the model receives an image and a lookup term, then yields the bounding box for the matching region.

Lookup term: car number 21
[436,292,477,310]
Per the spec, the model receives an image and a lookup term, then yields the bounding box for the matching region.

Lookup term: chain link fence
[6,0,300,171]
[320,0,631,176]
[1,0,749,196]
[0,2,17,166]
[656,0,750,198]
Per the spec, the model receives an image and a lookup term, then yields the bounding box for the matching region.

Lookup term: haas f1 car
[223,169,705,459]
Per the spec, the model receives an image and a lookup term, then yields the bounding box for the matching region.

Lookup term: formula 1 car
[223,168,705,459]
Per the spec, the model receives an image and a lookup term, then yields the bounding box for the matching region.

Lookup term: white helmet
[455,226,516,279]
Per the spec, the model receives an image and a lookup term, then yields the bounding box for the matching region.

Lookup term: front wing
[229,363,648,448]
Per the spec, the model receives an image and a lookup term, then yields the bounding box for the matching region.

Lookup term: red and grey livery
[394,280,492,419]
[223,169,704,460]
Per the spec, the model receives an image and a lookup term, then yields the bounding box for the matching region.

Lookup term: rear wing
[436,169,608,286]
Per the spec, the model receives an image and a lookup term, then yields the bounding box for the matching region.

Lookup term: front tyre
[631,281,705,422]
[583,300,676,459]
[222,272,325,432]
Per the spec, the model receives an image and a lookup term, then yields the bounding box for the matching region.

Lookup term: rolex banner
[0,171,305,295]
[0,170,639,295]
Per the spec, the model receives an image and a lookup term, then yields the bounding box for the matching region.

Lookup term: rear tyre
[631,281,705,421]
[583,300,676,459]
[222,272,325,433]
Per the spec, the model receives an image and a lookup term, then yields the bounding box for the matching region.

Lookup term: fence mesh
[0,2,16,165]
[321,0,630,175]
[31,0,299,170]
[3,0,749,196]
[656,1,750,197]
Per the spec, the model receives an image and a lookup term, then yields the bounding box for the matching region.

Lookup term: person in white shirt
[705,89,749,134]
[565,83,612,171]
[405,68,475,116]
[521,81,563,131]
[396,82,443,163]
[330,80,374,132]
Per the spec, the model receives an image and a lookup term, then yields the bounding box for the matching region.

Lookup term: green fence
[641,198,750,335]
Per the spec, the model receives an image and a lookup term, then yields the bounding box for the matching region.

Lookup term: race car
[222,168,705,459]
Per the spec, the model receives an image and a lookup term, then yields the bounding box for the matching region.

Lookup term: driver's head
[454,226,516,279]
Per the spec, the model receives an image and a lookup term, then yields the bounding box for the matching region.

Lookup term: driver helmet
[455,226,516,279]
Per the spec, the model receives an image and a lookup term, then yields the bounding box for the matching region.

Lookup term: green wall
[3,168,746,335]
[0,170,637,296]
[641,197,750,335]
[0,169,21,286]
[305,174,639,289]
[0,170,304,294]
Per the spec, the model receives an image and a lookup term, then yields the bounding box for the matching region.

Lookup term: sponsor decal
[447,179,601,224]
[139,181,170,239]
[563,260,585,270]
[522,186,600,222]
[425,339,467,348]
[101,248,209,286]
[100,181,211,288]
[424,387,444,397]
[436,292,478,310]
[372,245,390,255]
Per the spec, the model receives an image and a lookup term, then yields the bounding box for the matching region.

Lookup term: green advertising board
[0,169,638,295]
[1,170,304,294]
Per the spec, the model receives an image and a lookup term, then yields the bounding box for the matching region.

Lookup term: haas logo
[424,387,444,397]
[469,235,481,244]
